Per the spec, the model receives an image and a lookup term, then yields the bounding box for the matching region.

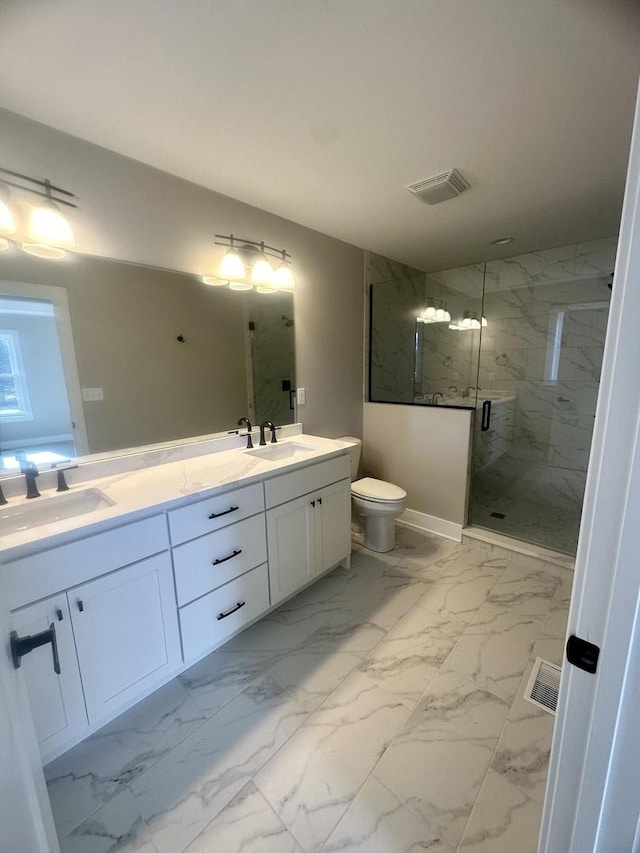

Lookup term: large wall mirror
[0,252,295,471]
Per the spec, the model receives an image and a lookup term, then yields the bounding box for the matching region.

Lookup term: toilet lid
[352,477,407,502]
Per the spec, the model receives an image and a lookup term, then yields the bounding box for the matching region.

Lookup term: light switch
[82,387,104,402]
[296,388,306,405]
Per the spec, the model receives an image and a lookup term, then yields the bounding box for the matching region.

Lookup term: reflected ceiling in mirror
[0,252,295,469]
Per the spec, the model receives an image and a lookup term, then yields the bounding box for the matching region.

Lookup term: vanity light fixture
[417,301,451,324]
[0,168,77,260]
[452,311,487,331]
[203,234,295,293]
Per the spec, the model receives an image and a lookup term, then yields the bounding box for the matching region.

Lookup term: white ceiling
[1,0,639,272]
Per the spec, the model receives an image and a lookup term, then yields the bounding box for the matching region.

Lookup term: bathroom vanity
[0,429,352,764]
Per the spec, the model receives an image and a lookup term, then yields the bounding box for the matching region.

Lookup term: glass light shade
[218,249,246,281]
[251,256,274,287]
[28,202,75,249]
[0,199,16,235]
[0,237,9,251]
[481,316,488,327]
[461,315,472,329]
[22,241,67,259]
[202,275,227,286]
[229,280,254,291]
[470,318,481,330]
[443,309,451,322]
[256,285,278,294]
[274,262,295,290]
[435,307,447,322]
[424,305,437,320]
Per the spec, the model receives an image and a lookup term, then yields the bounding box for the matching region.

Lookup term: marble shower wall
[368,253,483,403]
[244,292,295,427]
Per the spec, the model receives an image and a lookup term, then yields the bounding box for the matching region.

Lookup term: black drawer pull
[77,600,84,612]
[11,622,61,675]
[213,548,243,566]
[217,600,246,621]
[208,505,239,520]
[56,608,64,622]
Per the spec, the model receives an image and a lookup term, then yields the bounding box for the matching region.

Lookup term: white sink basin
[246,441,316,462]
[0,488,115,536]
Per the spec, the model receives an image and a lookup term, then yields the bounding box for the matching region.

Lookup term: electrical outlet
[82,387,104,402]
[296,387,306,405]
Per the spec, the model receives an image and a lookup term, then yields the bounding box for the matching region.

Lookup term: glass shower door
[468,241,615,555]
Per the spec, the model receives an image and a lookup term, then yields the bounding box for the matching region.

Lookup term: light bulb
[0,186,16,235]
[443,309,451,322]
[28,201,75,249]
[274,262,295,290]
[202,275,227,286]
[0,237,9,251]
[229,280,254,291]
[481,316,488,327]
[251,256,274,287]
[218,248,246,281]
[435,307,446,322]
[424,305,437,320]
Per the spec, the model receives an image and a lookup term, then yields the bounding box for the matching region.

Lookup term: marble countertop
[0,434,353,562]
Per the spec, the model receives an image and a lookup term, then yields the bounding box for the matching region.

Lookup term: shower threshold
[463,525,575,570]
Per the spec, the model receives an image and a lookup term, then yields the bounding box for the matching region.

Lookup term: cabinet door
[11,595,87,762]
[266,494,316,606]
[315,478,352,576]
[70,552,181,725]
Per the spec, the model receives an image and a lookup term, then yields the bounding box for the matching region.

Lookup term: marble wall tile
[323,776,452,853]
[484,244,577,291]
[254,670,411,853]
[457,769,542,853]
[181,782,302,853]
[46,678,207,840]
[574,235,618,276]
[128,675,307,853]
[373,670,510,850]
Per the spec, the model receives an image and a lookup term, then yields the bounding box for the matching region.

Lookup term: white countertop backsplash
[0,426,354,561]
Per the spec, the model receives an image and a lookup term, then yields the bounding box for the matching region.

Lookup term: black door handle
[317,497,323,505]
[212,548,243,565]
[11,622,61,675]
[481,400,492,431]
[208,505,239,520]
[216,601,246,621]
[289,389,296,411]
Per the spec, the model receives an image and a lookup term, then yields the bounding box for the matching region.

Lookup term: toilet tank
[338,436,362,481]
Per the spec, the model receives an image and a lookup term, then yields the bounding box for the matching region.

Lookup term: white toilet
[340,437,407,553]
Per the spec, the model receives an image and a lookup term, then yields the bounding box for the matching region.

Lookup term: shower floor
[469,458,584,556]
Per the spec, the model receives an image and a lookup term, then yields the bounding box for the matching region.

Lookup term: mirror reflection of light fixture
[0,169,77,260]
[418,301,451,324]
[453,311,486,331]
[203,234,295,293]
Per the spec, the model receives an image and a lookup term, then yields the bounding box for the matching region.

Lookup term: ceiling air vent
[406,169,470,205]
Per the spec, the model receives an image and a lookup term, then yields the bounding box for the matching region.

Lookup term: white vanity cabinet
[266,456,351,606]
[68,552,181,725]
[11,594,87,760]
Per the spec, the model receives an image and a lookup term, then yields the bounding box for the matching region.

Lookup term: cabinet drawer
[168,483,264,545]
[4,515,169,611]
[173,514,267,606]
[264,454,350,508]
[179,563,270,661]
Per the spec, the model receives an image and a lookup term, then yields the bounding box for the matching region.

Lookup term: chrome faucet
[237,417,254,449]
[259,420,278,446]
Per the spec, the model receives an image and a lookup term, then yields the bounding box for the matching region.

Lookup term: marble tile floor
[470,462,582,556]
[45,527,571,853]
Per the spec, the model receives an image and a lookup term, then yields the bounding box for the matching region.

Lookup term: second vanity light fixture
[0,168,76,260]
[417,301,451,323]
[449,311,488,331]
[203,234,296,293]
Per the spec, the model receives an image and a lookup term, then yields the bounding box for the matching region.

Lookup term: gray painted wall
[0,109,364,441]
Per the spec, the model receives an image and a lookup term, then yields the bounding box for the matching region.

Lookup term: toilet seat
[352,477,407,502]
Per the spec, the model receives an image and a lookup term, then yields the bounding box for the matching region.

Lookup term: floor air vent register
[524,657,561,716]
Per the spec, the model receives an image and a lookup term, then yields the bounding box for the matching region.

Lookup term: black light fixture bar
[214,234,291,262]
[0,167,77,208]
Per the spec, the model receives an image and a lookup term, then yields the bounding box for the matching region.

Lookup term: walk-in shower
[369,236,616,556]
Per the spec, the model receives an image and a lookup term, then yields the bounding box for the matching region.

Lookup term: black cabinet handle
[10,622,61,675]
[212,548,243,566]
[481,400,492,432]
[56,608,63,622]
[317,497,323,505]
[217,601,246,621]
[77,600,84,612]
[208,505,239,520]
[310,500,316,507]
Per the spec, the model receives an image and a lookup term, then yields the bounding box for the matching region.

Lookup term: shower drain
[524,657,561,716]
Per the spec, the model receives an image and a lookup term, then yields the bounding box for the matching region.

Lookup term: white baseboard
[398,508,463,542]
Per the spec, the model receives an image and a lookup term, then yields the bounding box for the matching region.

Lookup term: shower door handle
[481,400,492,431]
